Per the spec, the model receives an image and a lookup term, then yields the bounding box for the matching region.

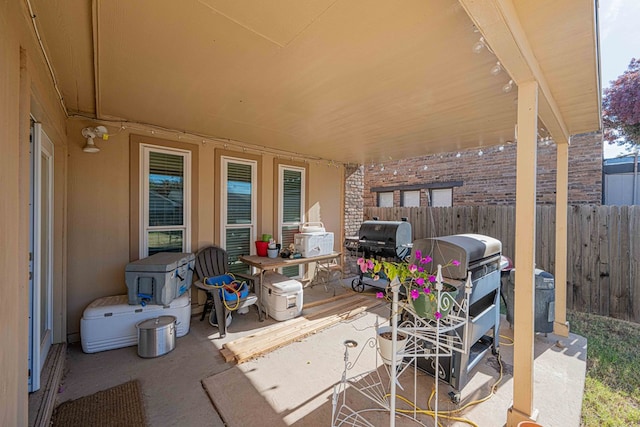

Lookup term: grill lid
[356,220,412,260]
[358,220,411,246]
[412,234,501,279]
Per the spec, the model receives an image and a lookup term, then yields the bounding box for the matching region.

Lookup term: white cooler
[294,222,334,258]
[81,291,191,353]
[261,272,303,321]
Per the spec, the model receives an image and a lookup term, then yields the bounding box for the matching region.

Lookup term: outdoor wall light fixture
[81,126,109,153]
[502,80,515,93]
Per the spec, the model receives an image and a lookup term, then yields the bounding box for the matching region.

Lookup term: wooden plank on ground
[225,296,368,356]
[220,348,235,363]
[222,298,383,364]
[305,295,369,319]
[302,292,356,309]
[233,302,381,364]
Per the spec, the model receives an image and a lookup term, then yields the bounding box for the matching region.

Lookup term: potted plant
[376,324,408,365]
[357,250,460,321]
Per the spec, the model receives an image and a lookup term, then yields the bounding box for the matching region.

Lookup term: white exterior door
[29,123,53,392]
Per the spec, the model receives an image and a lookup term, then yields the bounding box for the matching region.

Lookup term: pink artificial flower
[452,259,461,267]
[357,258,366,273]
[415,250,422,259]
[417,266,424,273]
[410,288,420,300]
[434,311,442,320]
[376,292,385,299]
[422,255,432,264]
[423,287,431,294]
[415,277,425,286]
[408,264,418,273]
[428,275,436,283]
[373,274,380,281]
[366,259,375,270]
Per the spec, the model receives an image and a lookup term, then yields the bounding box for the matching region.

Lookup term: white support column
[506,80,540,426]
[554,140,570,337]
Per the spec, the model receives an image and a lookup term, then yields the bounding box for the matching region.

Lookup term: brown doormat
[52,380,146,427]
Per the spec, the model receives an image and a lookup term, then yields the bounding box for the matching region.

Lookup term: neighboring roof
[604,154,639,174]
[31,0,601,164]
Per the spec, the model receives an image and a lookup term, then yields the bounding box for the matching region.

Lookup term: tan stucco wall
[1,1,68,425]
[65,121,345,338]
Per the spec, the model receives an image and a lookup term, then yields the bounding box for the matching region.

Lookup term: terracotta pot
[517,422,543,427]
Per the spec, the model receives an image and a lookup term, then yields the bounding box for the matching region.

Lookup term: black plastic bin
[501,268,555,333]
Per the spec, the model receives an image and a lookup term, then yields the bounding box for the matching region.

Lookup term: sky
[599,0,640,158]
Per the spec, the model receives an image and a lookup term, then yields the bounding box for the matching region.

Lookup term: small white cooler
[261,272,303,321]
[81,291,191,353]
[294,222,334,258]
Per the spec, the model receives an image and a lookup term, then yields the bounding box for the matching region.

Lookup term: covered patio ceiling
[31,0,600,164]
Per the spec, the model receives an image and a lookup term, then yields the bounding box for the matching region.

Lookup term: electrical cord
[499,334,514,346]
[387,353,505,427]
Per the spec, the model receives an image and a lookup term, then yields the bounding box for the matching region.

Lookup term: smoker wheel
[351,278,365,293]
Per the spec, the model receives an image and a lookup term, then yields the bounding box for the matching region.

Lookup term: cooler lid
[136,315,176,330]
[126,252,195,272]
[82,292,190,319]
[262,272,302,294]
[299,222,325,233]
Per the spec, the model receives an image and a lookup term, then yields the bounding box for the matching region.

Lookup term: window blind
[226,228,250,274]
[148,151,184,226]
[227,162,252,225]
[282,170,302,223]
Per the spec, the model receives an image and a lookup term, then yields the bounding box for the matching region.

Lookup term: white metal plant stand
[331,265,473,427]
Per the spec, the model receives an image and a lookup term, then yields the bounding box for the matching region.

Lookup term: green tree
[603,58,640,147]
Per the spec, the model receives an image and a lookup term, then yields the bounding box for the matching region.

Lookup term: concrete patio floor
[54,279,587,427]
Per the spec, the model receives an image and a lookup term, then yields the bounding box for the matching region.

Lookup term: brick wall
[344,165,364,274]
[344,165,364,236]
[362,131,603,207]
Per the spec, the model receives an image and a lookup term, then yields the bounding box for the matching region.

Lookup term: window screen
[279,166,305,277]
[402,190,420,207]
[282,170,302,223]
[378,191,393,207]
[431,188,453,207]
[148,151,184,227]
[141,146,190,257]
[221,157,256,274]
[226,162,252,225]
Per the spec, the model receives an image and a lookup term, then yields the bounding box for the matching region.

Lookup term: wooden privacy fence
[363,205,640,323]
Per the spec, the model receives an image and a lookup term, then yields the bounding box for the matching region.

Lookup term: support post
[554,140,570,336]
[506,80,540,426]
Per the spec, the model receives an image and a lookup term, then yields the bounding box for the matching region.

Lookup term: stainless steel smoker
[409,234,502,399]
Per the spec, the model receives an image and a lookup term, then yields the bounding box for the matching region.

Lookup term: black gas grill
[346,218,412,292]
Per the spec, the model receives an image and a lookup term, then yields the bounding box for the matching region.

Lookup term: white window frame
[378,191,394,207]
[430,188,453,207]
[402,190,421,207]
[220,156,258,253]
[139,144,191,258]
[278,164,306,277]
